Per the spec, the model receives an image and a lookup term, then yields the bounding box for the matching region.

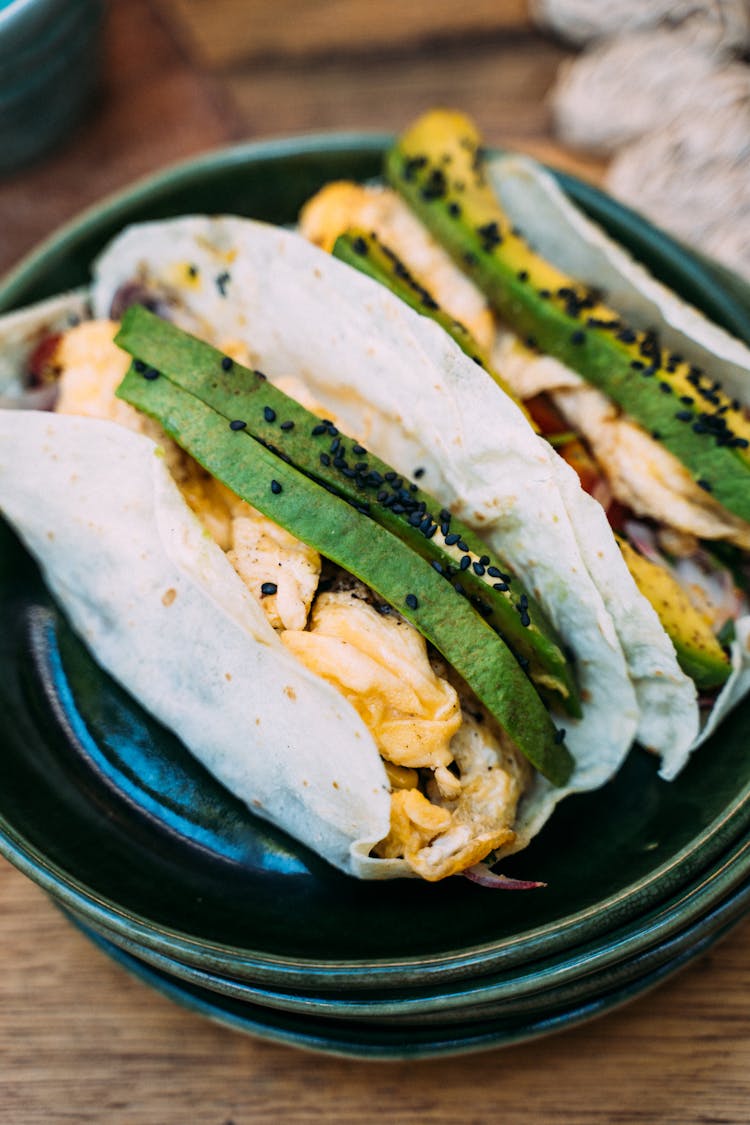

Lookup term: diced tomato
[525,393,631,531]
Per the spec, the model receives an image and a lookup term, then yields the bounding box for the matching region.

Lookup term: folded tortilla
[485,154,750,778]
[0,215,645,876]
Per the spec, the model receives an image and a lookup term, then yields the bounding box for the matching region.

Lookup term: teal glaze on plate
[1,137,750,995]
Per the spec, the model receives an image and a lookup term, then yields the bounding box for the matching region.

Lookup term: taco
[299,108,750,781]
[0,211,642,881]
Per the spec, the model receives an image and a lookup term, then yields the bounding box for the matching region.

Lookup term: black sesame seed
[492,581,509,592]
[731,437,749,449]
[697,478,713,492]
[674,410,693,422]
[352,443,366,455]
[652,431,662,440]
[330,437,341,454]
[680,395,694,406]
[517,270,529,282]
[444,532,460,546]
[539,288,551,299]
[423,523,437,539]
[352,236,368,256]
[133,359,146,373]
[260,582,277,596]
[413,467,425,479]
[570,330,586,346]
[408,511,423,527]
[618,329,637,344]
[431,560,444,574]
[631,360,644,371]
[229,419,247,431]
[405,593,419,610]
[263,406,276,423]
[460,555,471,571]
[221,355,233,372]
[472,561,485,576]
[280,420,294,431]
[144,367,160,381]
[659,382,672,394]
[270,480,282,494]
[320,453,330,466]
[453,582,466,596]
[458,539,469,553]
[692,422,708,434]
[312,423,328,436]
[520,611,531,628]
[216,271,231,296]
[487,566,502,578]
[448,201,461,217]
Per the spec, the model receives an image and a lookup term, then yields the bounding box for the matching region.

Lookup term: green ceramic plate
[57,825,750,1022]
[74,902,743,1059]
[1,135,749,992]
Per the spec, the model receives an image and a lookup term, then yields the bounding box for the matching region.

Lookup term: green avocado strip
[117,364,573,785]
[385,112,750,525]
[115,305,580,717]
[332,228,532,422]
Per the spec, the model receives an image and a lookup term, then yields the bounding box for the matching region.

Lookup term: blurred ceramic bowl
[0,0,106,174]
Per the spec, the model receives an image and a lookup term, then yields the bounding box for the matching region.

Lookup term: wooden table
[1,3,749,1121]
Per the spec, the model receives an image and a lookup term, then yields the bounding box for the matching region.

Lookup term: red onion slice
[462,862,546,890]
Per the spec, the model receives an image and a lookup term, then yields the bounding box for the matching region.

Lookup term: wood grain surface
[0,2,748,1122]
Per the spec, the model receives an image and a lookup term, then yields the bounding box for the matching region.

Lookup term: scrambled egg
[299,182,496,353]
[228,513,320,631]
[282,582,529,880]
[281,583,461,769]
[375,705,530,881]
[50,317,531,880]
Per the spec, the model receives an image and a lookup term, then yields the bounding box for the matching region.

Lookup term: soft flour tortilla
[0,411,399,878]
[91,217,640,811]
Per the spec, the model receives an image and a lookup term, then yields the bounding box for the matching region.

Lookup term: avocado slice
[117,361,574,785]
[618,537,731,690]
[115,306,581,717]
[332,227,526,414]
[385,109,750,525]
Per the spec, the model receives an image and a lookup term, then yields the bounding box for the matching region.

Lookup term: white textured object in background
[607,81,750,282]
[550,26,735,153]
[531,0,750,50]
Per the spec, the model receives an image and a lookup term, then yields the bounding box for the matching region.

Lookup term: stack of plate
[1,137,749,1059]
